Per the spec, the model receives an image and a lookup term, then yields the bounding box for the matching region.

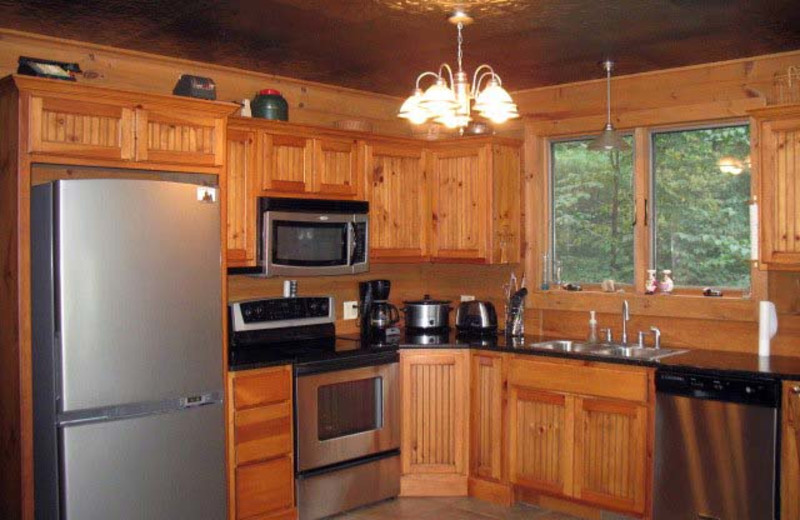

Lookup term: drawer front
[233,366,292,410]
[235,401,293,465]
[235,456,294,520]
[508,358,649,403]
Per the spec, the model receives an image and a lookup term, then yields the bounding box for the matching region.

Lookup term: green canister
[251,89,289,121]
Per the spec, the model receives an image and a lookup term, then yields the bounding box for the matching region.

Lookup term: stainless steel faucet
[621,300,630,345]
[650,326,662,349]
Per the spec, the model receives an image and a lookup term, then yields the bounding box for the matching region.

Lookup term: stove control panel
[231,296,335,331]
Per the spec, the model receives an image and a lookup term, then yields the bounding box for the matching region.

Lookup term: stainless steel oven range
[228,296,400,520]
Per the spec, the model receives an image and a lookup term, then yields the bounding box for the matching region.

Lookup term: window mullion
[633,127,652,294]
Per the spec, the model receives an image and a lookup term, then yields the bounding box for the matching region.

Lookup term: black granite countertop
[336,330,800,381]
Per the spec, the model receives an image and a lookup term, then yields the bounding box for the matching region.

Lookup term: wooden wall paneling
[572,397,648,514]
[470,353,504,482]
[400,349,469,496]
[430,146,488,262]
[312,137,361,198]
[261,133,314,195]
[226,128,259,267]
[490,144,523,264]
[365,142,429,262]
[508,387,574,497]
[782,381,800,520]
[0,30,414,136]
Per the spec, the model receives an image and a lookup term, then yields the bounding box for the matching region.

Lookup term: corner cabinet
[507,357,652,516]
[228,365,296,520]
[751,105,800,270]
[400,349,470,496]
[783,381,800,520]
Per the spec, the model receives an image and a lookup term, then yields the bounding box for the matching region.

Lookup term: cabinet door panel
[760,116,800,267]
[573,397,647,514]
[430,147,489,262]
[471,354,503,481]
[235,456,294,520]
[509,387,573,496]
[136,109,224,166]
[262,134,313,195]
[29,95,134,160]
[313,138,360,197]
[366,144,429,261]
[401,350,468,475]
[782,381,800,520]
[226,129,258,266]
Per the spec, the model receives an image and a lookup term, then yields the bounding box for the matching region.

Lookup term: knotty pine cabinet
[400,349,470,496]
[507,357,651,516]
[751,105,800,270]
[228,365,296,520]
[783,380,800,520]
[226,129,259,266]
[25,76,231,169]
[364,141,430,262]
[470,353,505,483]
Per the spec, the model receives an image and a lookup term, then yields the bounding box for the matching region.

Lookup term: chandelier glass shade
[398,12,519,130]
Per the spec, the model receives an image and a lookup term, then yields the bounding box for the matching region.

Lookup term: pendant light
[588,59,629,152]
[398,10,519,131]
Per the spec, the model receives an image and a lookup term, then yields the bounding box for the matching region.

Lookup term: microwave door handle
[348,221,357,265]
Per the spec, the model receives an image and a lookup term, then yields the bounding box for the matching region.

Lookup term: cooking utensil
[402,294,452,330]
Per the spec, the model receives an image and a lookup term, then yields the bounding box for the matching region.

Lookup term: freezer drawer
[59,403,226,520]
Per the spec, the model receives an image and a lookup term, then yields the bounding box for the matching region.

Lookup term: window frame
[546,118,757,299]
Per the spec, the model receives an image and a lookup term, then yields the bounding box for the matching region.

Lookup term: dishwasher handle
[656,370,779,408]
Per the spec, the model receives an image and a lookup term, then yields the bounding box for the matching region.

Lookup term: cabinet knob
[792,386,800,395]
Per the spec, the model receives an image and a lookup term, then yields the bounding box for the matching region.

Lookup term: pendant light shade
[588,59,629,152]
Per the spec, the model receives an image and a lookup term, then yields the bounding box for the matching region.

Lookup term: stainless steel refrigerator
[32,178,226,519]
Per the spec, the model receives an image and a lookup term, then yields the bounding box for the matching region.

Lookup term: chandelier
[398,10,519,130]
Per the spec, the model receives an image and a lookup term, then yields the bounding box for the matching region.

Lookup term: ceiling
[2,0,800,97]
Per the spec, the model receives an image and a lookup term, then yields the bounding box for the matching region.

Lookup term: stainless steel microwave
[259,197,369,277]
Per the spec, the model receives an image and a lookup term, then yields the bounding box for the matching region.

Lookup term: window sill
[529,288,758,322]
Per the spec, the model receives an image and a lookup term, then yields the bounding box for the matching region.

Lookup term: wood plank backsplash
[228,264,520,333]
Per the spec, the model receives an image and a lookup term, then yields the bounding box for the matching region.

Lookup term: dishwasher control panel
[656,370,779,407]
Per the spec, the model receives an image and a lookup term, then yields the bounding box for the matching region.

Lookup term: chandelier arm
[471,64,496,94]
[438,63,455,87]
[415,71,442,89]
[473,70,499,95]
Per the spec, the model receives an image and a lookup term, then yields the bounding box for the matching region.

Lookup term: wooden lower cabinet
[228,365,296,520]
[783,380,800,519]
[507,357,652,517]
[471,353,504,482]
[400,349,470,496]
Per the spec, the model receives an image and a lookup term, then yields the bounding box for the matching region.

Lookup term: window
[549,123,751,291]
[652,125,751,288]
[551,138,635,285]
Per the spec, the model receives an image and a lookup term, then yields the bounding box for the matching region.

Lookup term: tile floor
[335,497,582,520]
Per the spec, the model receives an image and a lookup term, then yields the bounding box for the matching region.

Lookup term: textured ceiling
[1,0,799,96]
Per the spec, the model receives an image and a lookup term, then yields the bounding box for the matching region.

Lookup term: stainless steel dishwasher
[653,370,780,520]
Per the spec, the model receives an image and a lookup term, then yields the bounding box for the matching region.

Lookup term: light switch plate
[343,300,359,320]
[460,295,475,302]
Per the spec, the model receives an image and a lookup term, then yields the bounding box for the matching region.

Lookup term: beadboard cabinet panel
[471,353,504,482]
[226,128,258,267]
[313,137,361,197]
[261,133,314,195]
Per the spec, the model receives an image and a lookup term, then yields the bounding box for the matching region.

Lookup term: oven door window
[317,377,383,441]
[272,221,348,267]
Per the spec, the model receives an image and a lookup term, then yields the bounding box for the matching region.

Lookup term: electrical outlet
[460,295,475,302]
[343,301,359,320]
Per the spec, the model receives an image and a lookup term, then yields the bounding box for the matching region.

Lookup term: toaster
[455,301,498,332]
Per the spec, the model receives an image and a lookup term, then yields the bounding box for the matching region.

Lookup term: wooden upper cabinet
[29,94,135,160]
[226,128,258,267]
[471,353,504,482]
[135,108,225,166]
[430,146,489,262]
[365,142,429,262]
[490,144,523,264]
[782,381,800,520]
[313,137,361,197]
[261,133,314,194]
[573,397,647,514]
[751,105,800,269]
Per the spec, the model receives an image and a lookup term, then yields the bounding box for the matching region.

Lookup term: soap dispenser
[587,310,599,344]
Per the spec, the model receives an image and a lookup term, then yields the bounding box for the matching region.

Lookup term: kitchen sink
[527,340,686,362]
[593,345,686,361]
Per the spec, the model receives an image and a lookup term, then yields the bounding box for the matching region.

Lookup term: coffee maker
[359,279,400,344]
